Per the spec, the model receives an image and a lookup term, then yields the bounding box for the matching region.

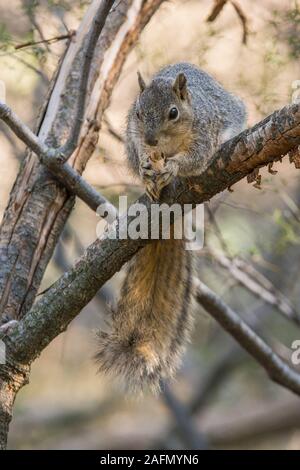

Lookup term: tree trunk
[0,0,164,448]
[0,0,164,323]
[0,359,30,449]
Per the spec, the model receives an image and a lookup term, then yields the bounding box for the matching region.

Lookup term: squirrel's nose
[145,134,158,147]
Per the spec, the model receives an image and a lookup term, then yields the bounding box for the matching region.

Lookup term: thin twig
[206,0,249,44]
[206,0,227,22]
[230,1,249,44]
[14,32,76,50]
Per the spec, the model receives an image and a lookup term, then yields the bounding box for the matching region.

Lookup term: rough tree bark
[3,103,300,360]
[1,98,299,452]
[0,0,165,449]
[1,0,300,451]
[0,0,164,323]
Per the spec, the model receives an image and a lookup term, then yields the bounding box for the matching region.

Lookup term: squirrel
[96,63,246,393]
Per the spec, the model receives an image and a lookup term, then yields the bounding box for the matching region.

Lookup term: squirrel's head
[134,71,193,148]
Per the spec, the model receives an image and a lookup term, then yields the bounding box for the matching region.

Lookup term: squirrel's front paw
[140,160,160,201]
[153,160,179,197]
[140,156,178,201]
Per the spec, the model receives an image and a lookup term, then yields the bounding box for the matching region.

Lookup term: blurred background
[1,0,300,450]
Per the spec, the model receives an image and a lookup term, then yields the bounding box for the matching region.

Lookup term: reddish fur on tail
[96,237,193,393]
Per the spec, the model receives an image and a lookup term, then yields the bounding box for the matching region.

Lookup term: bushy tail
[96,237,194,393]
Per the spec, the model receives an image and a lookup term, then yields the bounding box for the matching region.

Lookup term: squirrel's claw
[140,160,160,200]
[141,173,160,200]
[140,159,178,200]
[153,160,178,195]
[146,185,159,201]
[140,161,157,180]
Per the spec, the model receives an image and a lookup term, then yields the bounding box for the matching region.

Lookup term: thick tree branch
[1,96,299,450]
[184,103,300,203]
[1,1,115,166]
[1,0,298,450]
[1,101,300,212]
[1,104,300,361]
[3,103,300,364]
[194,279,300,396]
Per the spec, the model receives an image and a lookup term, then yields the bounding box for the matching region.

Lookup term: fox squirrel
[96,63,246,393]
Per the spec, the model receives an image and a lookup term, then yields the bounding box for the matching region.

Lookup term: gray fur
[96,63,246,393]
[127,62,246,178]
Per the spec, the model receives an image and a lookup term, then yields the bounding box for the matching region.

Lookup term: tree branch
[160,381,208,450]
[1,96,299,450]
[206,0,228,21]
[1,100,300,213]
[3,103,300,364]
[206,248,300,326]
[0,102,117,216]
[0,0,165,448]
[194,279,300,396]
[1,0,298,449]
[0,0,164,324]
[206,0,249,44]
[14,32,75,51]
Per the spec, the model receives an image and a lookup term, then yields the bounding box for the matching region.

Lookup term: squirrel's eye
[136,109,141,120]
[168,107,178,120]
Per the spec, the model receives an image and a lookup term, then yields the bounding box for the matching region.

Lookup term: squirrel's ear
[137,71,146,93]
[173,72,188,100]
